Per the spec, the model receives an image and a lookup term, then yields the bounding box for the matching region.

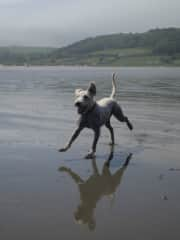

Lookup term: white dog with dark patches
[59,73,133,159]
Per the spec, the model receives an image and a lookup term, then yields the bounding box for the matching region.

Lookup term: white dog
[59,73,133,158]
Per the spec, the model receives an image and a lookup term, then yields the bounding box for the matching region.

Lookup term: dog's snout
[75,102,81,107]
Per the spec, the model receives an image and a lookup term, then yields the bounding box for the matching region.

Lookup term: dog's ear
[88,82,96,96]
[75,88,83,97]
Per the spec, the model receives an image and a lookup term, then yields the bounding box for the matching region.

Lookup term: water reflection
[59,148,132,231]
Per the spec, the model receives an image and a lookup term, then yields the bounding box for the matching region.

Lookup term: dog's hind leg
[112,103,133,131]
[105,121,115,145]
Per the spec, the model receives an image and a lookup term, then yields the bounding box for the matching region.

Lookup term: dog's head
[74,204,96,231]
[74,82,96,114]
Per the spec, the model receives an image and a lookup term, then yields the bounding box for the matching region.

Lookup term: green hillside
[50,28,180,66]
[0,28,180,66]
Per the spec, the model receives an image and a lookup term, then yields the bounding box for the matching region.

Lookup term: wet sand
[0,143,180,239]
[0,66,180,239]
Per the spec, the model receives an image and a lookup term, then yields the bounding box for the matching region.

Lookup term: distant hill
[0,28,180,66]
[50,28,180,66]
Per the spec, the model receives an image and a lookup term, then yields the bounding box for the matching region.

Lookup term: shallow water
[0,66,180,239]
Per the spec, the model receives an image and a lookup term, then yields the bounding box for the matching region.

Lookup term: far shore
[0,64,180,68]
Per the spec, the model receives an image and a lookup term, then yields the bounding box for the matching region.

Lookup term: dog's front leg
[85,128,100,159]
[59,127,83,152]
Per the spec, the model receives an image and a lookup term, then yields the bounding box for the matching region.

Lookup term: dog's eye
[84,95,89,100]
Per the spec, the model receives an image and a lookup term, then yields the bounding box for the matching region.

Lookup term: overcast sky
[0,0,180,47]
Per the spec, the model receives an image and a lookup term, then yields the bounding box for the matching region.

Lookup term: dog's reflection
[59,148,132,231]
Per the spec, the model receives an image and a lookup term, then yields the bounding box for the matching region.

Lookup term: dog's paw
[104,160,110,168]
[58,147,68,152]
[58,166,70,172]
[108,142,115,146]
[127,121,133,131]
[85,152,95,159]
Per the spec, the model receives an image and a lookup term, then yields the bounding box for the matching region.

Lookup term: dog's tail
[110,73,117,98]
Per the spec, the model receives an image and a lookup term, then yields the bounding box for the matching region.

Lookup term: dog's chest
[78,111,100,129]
[78,104,112,129]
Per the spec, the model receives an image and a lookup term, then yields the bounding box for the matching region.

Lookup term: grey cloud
[0,0,180,46]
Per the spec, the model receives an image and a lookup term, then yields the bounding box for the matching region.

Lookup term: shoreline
[0,64,180,68]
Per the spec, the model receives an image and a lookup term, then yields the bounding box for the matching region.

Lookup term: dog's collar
[85,102,97,115]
